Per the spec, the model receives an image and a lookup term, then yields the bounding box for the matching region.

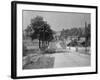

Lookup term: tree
[83,22,91,52]
[29,16,54,50]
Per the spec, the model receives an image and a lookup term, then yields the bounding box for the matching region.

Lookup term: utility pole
[85,21,87,52]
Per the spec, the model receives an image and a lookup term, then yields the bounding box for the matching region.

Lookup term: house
[53,31,61,40]
[67,36,79,41]
[77,37,86,43]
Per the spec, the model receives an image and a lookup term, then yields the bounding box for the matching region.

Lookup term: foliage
[29,16,54,42]
[24,16,54,50]
[67,40,78,47]
[45,48,56,53]
[60,23,91,39]
[60,22,91,47]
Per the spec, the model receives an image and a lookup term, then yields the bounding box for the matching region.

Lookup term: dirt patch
[23,55,55,69]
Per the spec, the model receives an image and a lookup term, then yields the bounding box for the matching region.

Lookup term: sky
[23,10,90,31]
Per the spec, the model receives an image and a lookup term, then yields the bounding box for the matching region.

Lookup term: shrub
[45,48,56,53]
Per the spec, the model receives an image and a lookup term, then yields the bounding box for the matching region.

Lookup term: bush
[45,48,56,53]
[67,40,78,47]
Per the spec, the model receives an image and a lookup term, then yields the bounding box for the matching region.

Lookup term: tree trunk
[76,47,78,52]
[39,38,40,49]
[85,47,87,52]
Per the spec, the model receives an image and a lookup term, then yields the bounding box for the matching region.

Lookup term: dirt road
[53,52,90,68]
[53,41,90,68]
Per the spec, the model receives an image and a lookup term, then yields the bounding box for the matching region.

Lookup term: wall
[0,0,99,80]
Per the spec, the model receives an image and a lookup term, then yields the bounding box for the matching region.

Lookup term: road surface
[52,52,90,68]
[53,41,90,68]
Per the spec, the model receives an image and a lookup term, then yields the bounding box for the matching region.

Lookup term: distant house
[53,31,61,40]
[77,37,86,43]
[67,36,79,41]
[65,36,86,46]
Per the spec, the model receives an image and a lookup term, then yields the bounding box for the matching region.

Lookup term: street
[53,52,90,68]
[53,41,90,67]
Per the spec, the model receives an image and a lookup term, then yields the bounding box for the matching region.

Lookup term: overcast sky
[23,10,90,31]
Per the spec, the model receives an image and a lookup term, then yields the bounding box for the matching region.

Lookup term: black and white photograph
[22,10,91,69]
[11,1,97,79]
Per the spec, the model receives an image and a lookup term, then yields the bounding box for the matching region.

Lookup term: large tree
[28,16,54,50]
